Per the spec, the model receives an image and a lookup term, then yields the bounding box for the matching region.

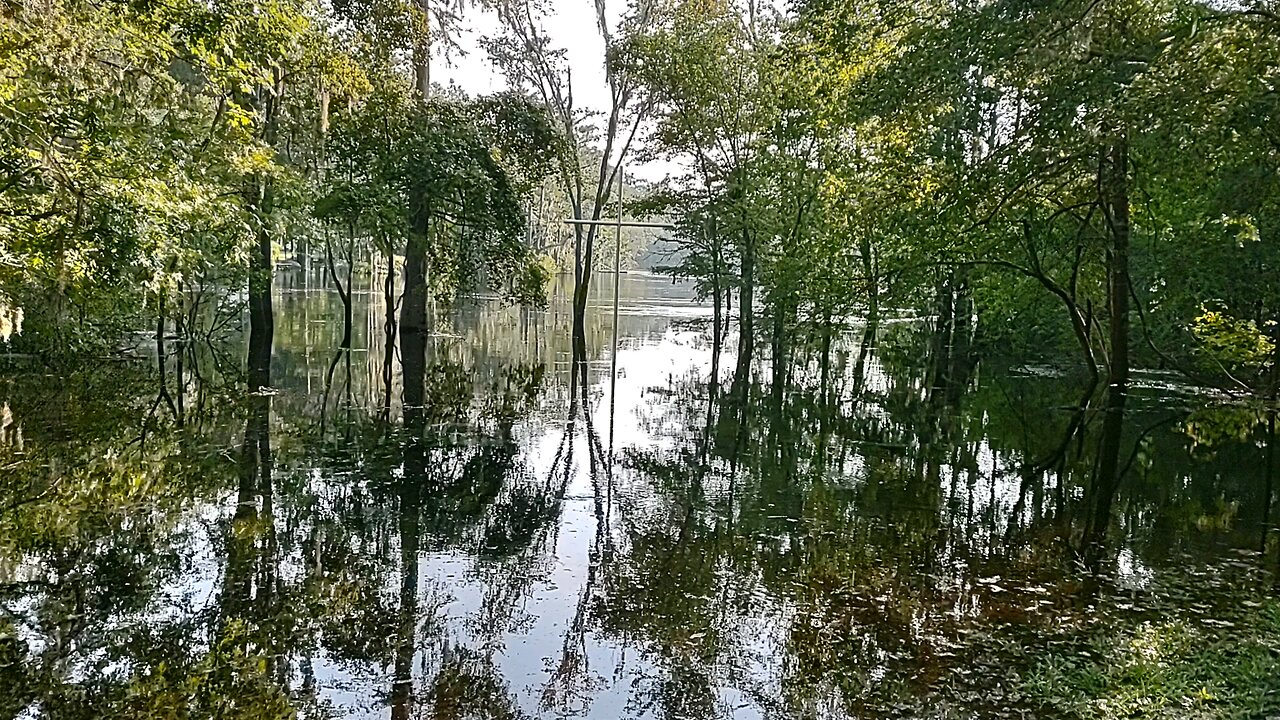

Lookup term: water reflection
[0,271,1277,719]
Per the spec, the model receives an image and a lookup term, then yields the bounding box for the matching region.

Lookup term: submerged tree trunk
[769,296,794,406]
[850,318,877,406]
[1084,137,1131,562]
[947,268,978,406]
[711,278,723,399]
[393,302,427,719]
[402,280,427,419]
[174,312,185,426]
[819,308,834,408]
[246,73,281,392]
[572,222,599,350]
[345,238,354,346]
[382,253,397,423]
[733,223,755,404]
[738,226,755,366]
[248,218,274,390]
[929,272,956,405]
[222,336,273,667]
[392,460,422,720]
[326,232,353,350]
[154,297,177,420]
[708,215,724,398]
[1261,412,1275,554]
[859,232,879,323]
[572,277,589,348]
[401,213,429,350]
[571,212,596,362]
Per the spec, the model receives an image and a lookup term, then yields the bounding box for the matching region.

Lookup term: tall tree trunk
[224,413,259,623]
[929,272,956,407]
[947,268,977,406]
[382,252,397,422]
[734,224,755,394]
[769,296,792,406]
[572,223,598,348]
[1085,137,1131,562]
[414,0,431,101]
[326,232,352,350]
[401,213,429,347]
[859,233,879,323]
[248,208,274,391]
[154,297,177,420]
[700,215,722,402]
[246,73,281,392]
[1261,412,1275,553]
[393,295,428,718]
[345,235,355,347]
[819,308,833,408]
[224,337,272,661]
[391,475,421,720]
[174,310,185,426]
[711,275,723,397]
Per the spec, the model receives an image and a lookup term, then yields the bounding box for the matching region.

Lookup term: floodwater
[1,272,1277,719]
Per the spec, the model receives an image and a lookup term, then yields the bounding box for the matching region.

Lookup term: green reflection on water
[1,271,1277,720]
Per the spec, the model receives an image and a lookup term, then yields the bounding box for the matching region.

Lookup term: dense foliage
[4,0,1276,380]
[0,0,559,357]
[627,0,1279,391]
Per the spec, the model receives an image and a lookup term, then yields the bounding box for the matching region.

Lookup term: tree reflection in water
[0,274,1277,719]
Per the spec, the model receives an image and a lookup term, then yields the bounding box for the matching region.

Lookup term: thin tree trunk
[734,224,755,400]
[948,268,977,406]
[770,296,792,405]
[393,442,422,720]
[326,232,353,350]
[572,225,597,346]
[414,0,431,101]
[711,272,723,398]
[1085,137,1131,562]
[382,253,397,422]
[820,309,833,408]
[345,234,354,345]
[859,232,879,322]
[929,273,956,409]
[1259,412,1275,553]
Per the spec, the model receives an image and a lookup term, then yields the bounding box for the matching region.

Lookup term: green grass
[1024,600,1280,719]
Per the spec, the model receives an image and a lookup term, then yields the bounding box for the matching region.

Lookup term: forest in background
[5,0,1279,551]
[0,0,1275,382]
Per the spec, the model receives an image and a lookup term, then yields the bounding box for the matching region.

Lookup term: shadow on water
[0,270,1278,719]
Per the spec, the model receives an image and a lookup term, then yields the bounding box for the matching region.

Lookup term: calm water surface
[1,272,1276,719]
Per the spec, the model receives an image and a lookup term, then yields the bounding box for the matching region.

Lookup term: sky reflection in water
[0,271,1276,720]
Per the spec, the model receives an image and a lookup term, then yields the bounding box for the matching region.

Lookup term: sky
[433,0,676,183]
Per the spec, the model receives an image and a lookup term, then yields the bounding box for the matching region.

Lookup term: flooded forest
[2,0,1280,718]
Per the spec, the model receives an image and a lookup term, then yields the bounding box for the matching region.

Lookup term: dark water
[1,272,1277,719]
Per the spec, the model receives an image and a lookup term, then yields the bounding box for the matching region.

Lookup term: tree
[487,0,654,351]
